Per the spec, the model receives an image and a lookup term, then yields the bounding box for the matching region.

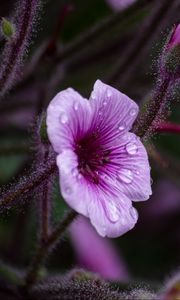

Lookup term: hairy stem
[156,122,180,134]
[0,0,41,98]
[133,77,170,139]
[108,0,176,86]
[25,209,77,288]
[0,158,56,211]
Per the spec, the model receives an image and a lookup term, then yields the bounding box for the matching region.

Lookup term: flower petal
[57,150,89,216]
[89,80,138,144]
[47,88,92,153]
[115,133,152,201]
[70,216,129,280]
[88,191,138,238]
[57,149,138,238]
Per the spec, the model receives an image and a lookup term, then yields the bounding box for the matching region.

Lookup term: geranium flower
[47,80,152,238]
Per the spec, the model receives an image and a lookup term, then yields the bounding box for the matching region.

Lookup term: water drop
[135,169,140,175]
[77,173,83,180]
[72,168,78,177]
[107,89,112,98]
[118,169,133,184]
[103,100,107,106]
[65,187,72,194]
[59,112,68,124]
[118,124,125,131]
[91,91,96,99]
[126,142,138,155]
[130,207,138,220]
[130,108,137,117]
[106,202,119,223]
[73,102,79,111]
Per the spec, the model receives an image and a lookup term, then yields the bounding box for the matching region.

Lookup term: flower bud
[1,17,15,39]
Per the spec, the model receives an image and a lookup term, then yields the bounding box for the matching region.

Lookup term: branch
[0,0,42,98]
[156,122,180,134]
[108,0,177,86]
[0,158,56,211]
[25,209,77,287]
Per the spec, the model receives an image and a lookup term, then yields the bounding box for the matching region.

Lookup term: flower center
[75,134,110,184]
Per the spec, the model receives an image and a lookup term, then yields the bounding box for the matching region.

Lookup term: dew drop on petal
[103,100,107,106]
[107,89,112,98]
[91,91,96,99]
[73,102,79,111]
[118,124,125,131]
[59,112,68,124]
[72,168,78,177]
[129,108,138,117]
[126,142,138,155]
[77,173,83,180]
[135,169,140,175]
[65,186,72,194]
[118,169,133,184]
[130,207,138,220]
[106,201,119,223]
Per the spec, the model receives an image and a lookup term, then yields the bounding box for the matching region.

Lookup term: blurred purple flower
[106,0,136,11]
[168,24,180,49]
[70,216,129,281]
[47,80,151,238]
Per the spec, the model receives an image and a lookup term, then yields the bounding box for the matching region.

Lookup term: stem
[133,77,170,138]
[40,148,52,243]
[0,158,56,211]
[55,0,153,64]
[108,0,176,86]
[156,122,180,134]
[0,0,41,98]
[25,209,77,287]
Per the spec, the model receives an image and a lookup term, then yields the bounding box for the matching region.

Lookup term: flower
[106,0,136,11]
[70,216,129,280]
[47,80,152,238]
[168,24,180,49]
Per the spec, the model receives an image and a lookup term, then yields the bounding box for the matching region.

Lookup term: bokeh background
[0,0,180,289]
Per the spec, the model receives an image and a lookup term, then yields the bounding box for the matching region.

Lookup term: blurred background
[0,0,180,288]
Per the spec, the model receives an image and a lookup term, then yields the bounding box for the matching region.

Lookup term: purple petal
[57,150,89,216]
[89,80,139,143]
[87,188,138,238]
[115,133,152,201]
[70,216,129,280]
[47,88,92,153]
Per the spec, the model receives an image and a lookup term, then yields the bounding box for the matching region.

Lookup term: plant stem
[54,0,153,64]
[108,0,176,86]
[156,122,180,134]
[25,209,77,288]
[133,77,170,139]
[0,0,41,98]
[0,158,56,211]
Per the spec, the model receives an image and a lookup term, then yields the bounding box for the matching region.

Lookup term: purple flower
[70,216,129,280]
[168,24,180,49]
[47,80,152,238]
[106,0,136,11]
